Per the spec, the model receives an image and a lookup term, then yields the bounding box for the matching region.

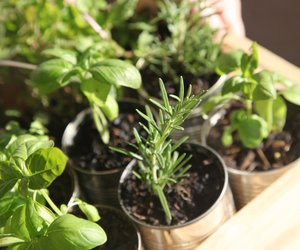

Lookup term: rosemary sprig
[112,77,203,222]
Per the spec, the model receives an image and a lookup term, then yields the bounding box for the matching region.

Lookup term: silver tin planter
[118,144,235,250]
[201,105,300,209]
[95,204,143,250]
[62,101,143,207]
[49,165,80,207]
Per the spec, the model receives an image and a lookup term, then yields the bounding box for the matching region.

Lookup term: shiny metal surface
[228,161,298,209]
[119,145,235,250]
[201,106,299,209]
[61,108,123,207]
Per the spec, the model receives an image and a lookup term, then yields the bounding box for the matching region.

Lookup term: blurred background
[242,0,300,67]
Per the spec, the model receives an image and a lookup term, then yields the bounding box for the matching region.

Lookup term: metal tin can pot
[118,144,235,250]
[95,204,143,250]
[62,100,143,207]
[201,105,300,209]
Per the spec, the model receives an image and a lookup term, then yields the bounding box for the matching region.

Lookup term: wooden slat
[196,159,300,250]
[223,33,300,84]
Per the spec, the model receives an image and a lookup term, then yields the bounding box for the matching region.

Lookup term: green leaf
[77,200,100,222]
[101,94,119,121]
[90,59,141,89]
[0,235,25,247]
[42,49,77,65]
[215,50,243,74]
[255,96,287,131]
[221,76,245,95]
[36,214,106,250]
[222,127,233,146]
[107,0,138,26]
[280,84,300,105]
[81,78,111,107]
[31,59,74,94]
[238,114,269,148]
[0,161,23,198]
[253,71,277,100]
[9,205,31,241]
[26,147,67,190]
[241,42,258,77]
[200,93,238,116]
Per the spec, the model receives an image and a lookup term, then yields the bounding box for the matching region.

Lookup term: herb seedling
[0,122,106,249]
[112,78,203,222]
[134,0,221,81]
[211,42,300,148]
[30,48,141,144]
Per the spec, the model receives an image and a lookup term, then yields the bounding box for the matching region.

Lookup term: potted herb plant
[201,42,300,208]
[0,127,106,249]
[30,48,142,206]
[114,79,235,250]
[132,0,226,142]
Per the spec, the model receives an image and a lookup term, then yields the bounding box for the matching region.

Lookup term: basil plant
[207,42,300,149]
[0,122,106,249]
[30,48,141,144]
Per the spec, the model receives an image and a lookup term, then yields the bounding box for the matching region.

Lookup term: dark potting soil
[48,168,74,205]
[141,69,219,98]
[120,144,225,226]
[67,109,144,171]
[95,206,139,250]
[206,101,300,172]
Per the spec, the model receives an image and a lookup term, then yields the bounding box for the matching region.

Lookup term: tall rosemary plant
[113,77,203,222]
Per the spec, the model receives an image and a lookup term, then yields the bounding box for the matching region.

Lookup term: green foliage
[0,0,136,63]
[30,49,141,144]
[213,42,300,148]
[134,0,221,81]
[112,77,203,222]
[0,124,106,249]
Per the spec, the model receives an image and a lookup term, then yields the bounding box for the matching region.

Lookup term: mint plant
[212,42,300,148]
[112,78,203,222]
[30,48,141,144]
[0,123,106,249]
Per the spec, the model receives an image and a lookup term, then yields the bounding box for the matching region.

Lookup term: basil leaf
[90,59,141,89]
[215,50,243,74]
[222,76,245,95]
[0,160,23,198]
[31,59,74,94]
[36,214,106,250]
[255,96,287,131]
[280,84,300,105]
[101,94,119,121]
[253,71,277,100]
[81,78,111,107]
[26,147,67,190]
[221,127,233,146]
[42,49,77,65]
[77,200,100,222]
[241,42,258,77]
[0,235,25,248]
[238,114,268,148]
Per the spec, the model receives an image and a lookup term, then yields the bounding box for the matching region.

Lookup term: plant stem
[245,99,252,117]
[0,60,37,70]
[40,189,63,216]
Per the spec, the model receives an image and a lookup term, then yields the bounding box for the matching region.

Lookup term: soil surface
[206,101,300,172]
[66,103,145,171]
[96,206,139,250]
[48,168,74,205]
[141,69,219,99]
[120,144,225,226]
